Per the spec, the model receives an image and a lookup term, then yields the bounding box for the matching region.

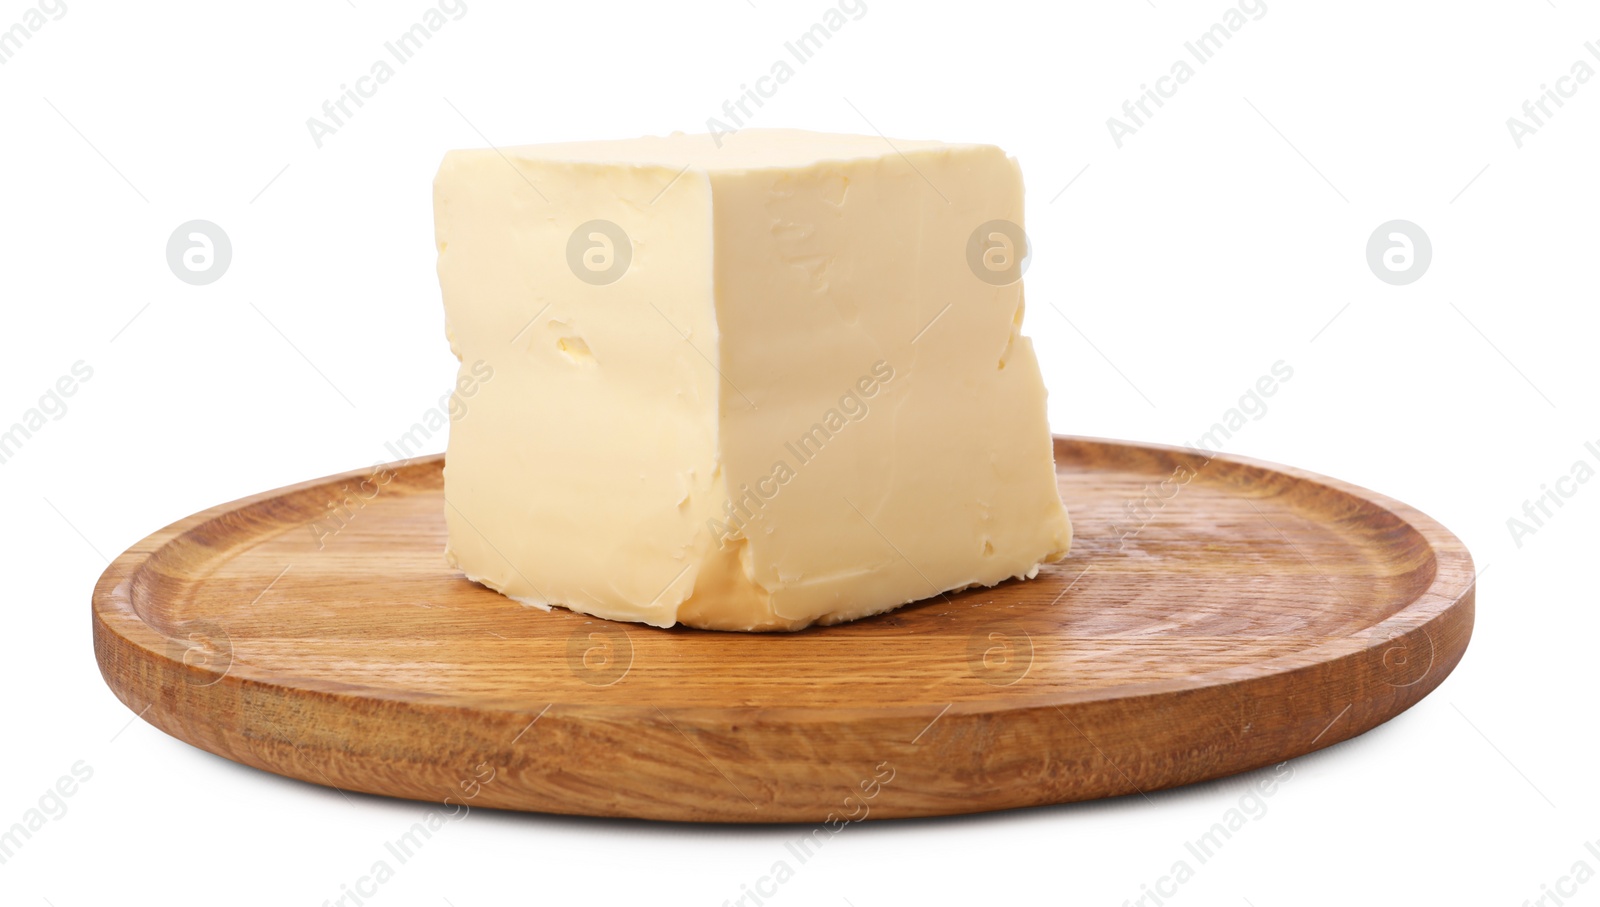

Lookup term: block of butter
[433,129,1070,631]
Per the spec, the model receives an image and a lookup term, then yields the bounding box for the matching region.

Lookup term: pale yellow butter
[434,129,1070,631]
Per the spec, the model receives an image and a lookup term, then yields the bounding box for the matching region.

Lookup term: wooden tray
[92,436,1475,823]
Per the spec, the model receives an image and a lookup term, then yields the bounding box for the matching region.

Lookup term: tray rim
[92,434,1475,722]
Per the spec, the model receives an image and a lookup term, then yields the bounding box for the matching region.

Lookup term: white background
[2,0,1597,904]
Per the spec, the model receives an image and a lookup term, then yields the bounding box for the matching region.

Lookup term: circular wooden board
[92,437,1474,823]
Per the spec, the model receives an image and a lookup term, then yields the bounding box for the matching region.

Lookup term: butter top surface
[445,128,997,172]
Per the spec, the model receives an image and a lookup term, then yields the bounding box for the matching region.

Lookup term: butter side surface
[434,129,1071,631]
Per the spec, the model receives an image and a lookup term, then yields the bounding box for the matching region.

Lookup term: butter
[434,129,1070,631]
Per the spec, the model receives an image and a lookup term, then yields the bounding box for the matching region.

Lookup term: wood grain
[91,436,1475,822]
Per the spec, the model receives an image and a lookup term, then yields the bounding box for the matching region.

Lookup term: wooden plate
[92,436,1474,823]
